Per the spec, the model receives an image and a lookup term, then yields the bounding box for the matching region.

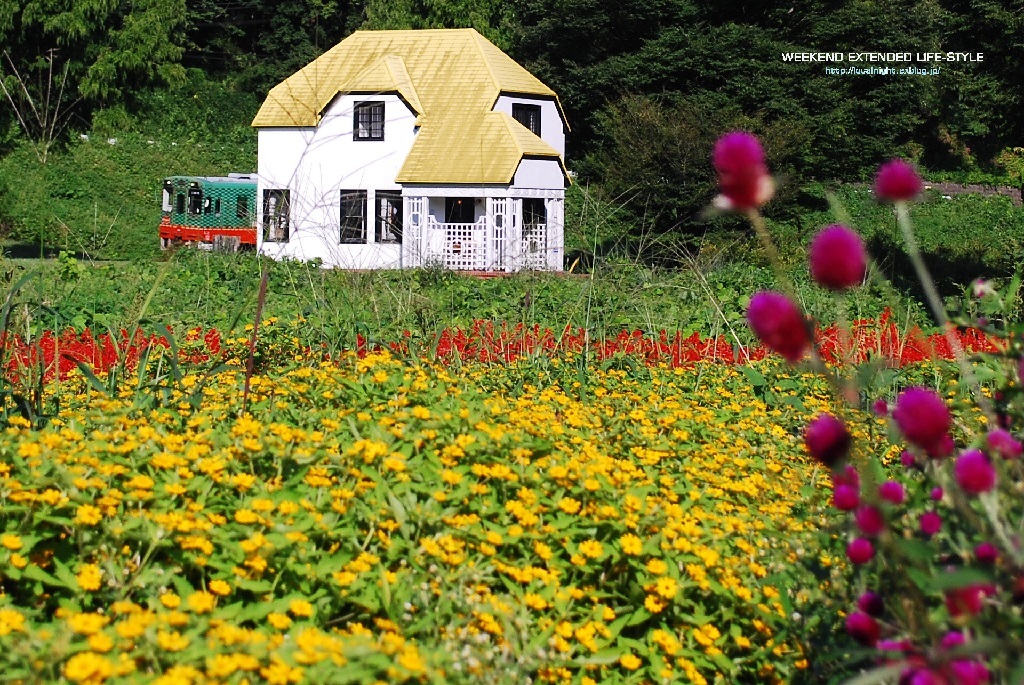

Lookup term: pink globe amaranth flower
[857,591,884,617]
[712,131,774,211]
[987,428,1022,459]
[893,387,951,453]
[809,224,867,290]
[833,484,860,511]
[855,505,885,536]
[930,486,944,501]
[845,611,879,646]
[847,537,875,564]
[954,449,997,495]
[927,434,955,459]
[975,542,999,564]
[906,669,942,685]
[901,450,917,468]
[747,292,809,363]
[945,583,994,618]
[920,511,942,537]
[873,398,889,416]
[834,464,860,489]
[879,480,906,504]
[947,660,990,685]
[940,631,965,649]
[804,413,851,467]
[874,158,923,202]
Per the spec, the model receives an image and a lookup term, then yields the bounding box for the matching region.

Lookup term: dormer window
[354,101,385,140]
[512,103,542,136]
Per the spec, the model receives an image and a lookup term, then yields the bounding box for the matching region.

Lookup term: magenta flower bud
[847,538,875,565]
[713,131,773,211]
[900,450,916,468]
[855,505,885,536]
[927,433,955,459]
[908,670,942,685]
[804,413,851,467]
[877,639,912,652]
[873,399,889,416]
[948,660,991,685]
[987,428,1022,459]
[975,542,999,564]
[857,591,884,617]
[833,484,860,511]
[845,611,879,646]
[747,292,809,363]
[809,224,867,290]
[920,511,942,537]
[955,449,997,495]
[945,583,993,618]
[893,387,951,452]
[940,631,965,649]
[834,464,860,489]
[930,486,944,501]
[874,158,923,202]
[878,480,906,504]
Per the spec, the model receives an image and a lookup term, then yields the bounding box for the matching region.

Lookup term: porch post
[505,197,523,272]
[546,196,564,271]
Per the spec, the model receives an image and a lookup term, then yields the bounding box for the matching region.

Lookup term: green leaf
[842,663,911,685]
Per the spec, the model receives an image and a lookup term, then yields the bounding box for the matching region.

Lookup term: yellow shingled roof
[252,28,568,185]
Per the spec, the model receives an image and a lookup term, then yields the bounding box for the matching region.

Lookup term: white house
[251,28,570,271]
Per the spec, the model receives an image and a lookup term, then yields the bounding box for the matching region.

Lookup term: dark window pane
[445,197,474,224]
[236,196,248,219]
[262,189,290,242]
[353,102,385,140]
[341,190,367,243]
[512,103,542,136]
[188,187,203,215]
[176,194,185,214]
[376,191,403,243]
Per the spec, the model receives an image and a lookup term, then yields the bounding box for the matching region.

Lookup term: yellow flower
[557,498,581,514]
[655,576,678,600]
[619,654,642,670]
[646,558,668,575]
[156,630,190,652]
[88,632,115,653]
[1,534,22,550]
[74,505,103,526]
[67,613,109,635]
[76,564,102,592]
[9,553,27,569]
[268,613,292,630]
[578,540,603,559]
[0,608,26,635]
[288,599,314,618]
[64,652,113,683]
[619,534,642,555]
[160,593,181,609]
[208,579,231,596]
[187,591,216,614]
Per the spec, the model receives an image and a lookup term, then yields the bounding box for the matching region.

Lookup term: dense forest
[0,0,1022,247]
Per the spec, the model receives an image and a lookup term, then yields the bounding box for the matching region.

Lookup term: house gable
[252,29,568,187]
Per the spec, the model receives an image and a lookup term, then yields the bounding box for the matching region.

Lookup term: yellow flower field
[0,340,899,684]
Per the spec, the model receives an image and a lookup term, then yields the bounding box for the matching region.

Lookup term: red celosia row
[1,313,1002,384]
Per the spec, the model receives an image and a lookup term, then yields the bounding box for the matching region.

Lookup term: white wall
[256,93,417,268]
[493,95,566,158]
[513,158,565,190]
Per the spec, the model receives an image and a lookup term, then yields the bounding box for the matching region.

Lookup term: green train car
[160,175,257,250]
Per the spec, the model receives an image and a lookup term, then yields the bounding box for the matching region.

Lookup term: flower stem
[894,201,996,422]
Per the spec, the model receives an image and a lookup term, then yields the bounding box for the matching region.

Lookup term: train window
[204,197,212,215]
[376,191,402,243]
[162,182,173,212]
[188,187,202,215]
[340,190,367,243]
[263,189,290,242]
[215,199,221,216]
[176,194,185,214]
[236,196,248,219]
